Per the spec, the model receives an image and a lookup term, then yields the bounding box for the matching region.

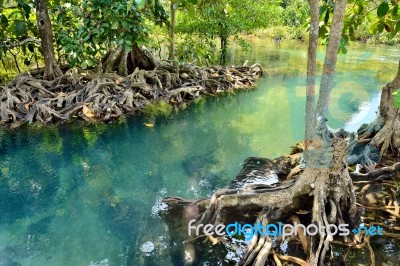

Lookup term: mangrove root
[0,63,263,127]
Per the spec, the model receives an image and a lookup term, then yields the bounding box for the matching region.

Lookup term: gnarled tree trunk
[369,61,400,155]
[161,0,358,265]
[36,0,63,80]
[129,43,158,71]
[100,43,159,75]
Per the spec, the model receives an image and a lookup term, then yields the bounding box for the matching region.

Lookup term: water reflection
[0,40,398,265]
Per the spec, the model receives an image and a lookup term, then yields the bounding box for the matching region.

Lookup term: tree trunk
[369,61,400,155]
[169,0,176,61]
[304,0,319,153]
[118,47,129,76]
[102,46,124,74]
[100,44,158,75]
[220,36,228,65]
[129,43,158,71]
[308,1,352,265]
[315,1,347,120]
[36,0,62,80]
[161,1,359,265]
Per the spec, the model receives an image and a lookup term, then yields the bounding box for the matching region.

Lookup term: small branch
[350,162,400,179]
[276,254,308,266]
[1,38,41,50]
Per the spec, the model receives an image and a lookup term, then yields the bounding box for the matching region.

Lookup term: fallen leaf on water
[82,105,95,118]
[144,123,154,127]
[58,92,67,97]
[115,79,121,85]
[24,103,30,111]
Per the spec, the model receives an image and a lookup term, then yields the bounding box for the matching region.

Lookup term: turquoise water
[0,40,399,265]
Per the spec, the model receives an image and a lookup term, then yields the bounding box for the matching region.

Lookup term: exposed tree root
[0,63,263,127]
[350,162,400,180]
[162,131,364,265]
[239,208,272,266]
[360,60,400,157]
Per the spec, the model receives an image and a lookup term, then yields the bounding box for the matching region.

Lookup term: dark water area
[0,39,399,265]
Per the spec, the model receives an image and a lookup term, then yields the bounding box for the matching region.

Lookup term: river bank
[0,63,262,128]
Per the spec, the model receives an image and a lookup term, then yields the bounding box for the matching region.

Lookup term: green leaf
[395,21,400,33]
[0,14,8,28]
[377,21,385,32]
[135,0,145,9]
[394,89,400,108]
[319,6,327,15]
[324,10,329,24]
[349,26,355,40]
[377,2,389,17]
[11,20,27,37]
[22,4,31,19]
[187,6,196,18]
[80,60,88,69]
[27,42,35,52]
[127,0,134,12]
[392,4,399,16]
[319,25,329,38]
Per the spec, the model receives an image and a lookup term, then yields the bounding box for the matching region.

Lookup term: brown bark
[220,36,228,65]
[102,47,124,74]
[36,0,62,80]
[160,2,356,265]
[169,0,176,61]
[118,48,129,76]
[369,60,400,155]
[101,44,158,75]
[162,137,357,265]
[304,0,319,152]
[129,43,158,71]
[315,0,347,119]
[309,1,349,264]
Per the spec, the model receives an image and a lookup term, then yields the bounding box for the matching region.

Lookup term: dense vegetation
[2,0,399,81]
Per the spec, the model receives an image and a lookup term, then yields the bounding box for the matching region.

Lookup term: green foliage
[342,0,400,45]
[0,0,40,77]
[174,0,282,64]
[54,0,168,67]
[377,1,390,17]
[175,35,218,65]
[143,101,173,117]
[394,89,400,108]
[280,0,309,27]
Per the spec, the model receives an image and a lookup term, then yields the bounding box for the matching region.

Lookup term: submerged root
[239,208,272,266]
[0,63,263,126]
[162,136,365,265]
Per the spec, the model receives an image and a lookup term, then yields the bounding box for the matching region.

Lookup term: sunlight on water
[0,39,399,265]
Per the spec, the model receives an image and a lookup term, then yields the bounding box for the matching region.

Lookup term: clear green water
[0,39,399,266]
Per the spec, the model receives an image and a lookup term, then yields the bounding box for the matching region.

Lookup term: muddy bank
[0,63,263,127]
